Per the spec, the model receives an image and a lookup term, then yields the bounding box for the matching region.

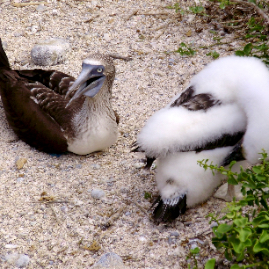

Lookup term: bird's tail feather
[0,38,11,69]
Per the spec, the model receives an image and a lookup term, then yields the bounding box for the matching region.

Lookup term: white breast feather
[155,147,232,207]
[67,107,117,155]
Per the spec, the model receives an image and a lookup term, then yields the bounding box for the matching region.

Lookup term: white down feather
[136,55,269,214]
[156,147,233,207]
[138,55,269,163]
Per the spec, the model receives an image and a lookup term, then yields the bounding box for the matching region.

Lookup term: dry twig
[125,198,149,216]
[125,9,139,21]
[84,15,100,23]
[109,53,133,61]
[12,1,47,7]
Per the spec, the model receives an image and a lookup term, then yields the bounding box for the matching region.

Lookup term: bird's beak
[66,63,106,107]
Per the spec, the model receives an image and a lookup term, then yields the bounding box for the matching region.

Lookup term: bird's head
[66,54,115,106]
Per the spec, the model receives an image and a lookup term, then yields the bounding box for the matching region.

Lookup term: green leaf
[252,166,262,173]
[260,195,269,210]
[205,259,216,269]
[253,214,269,226]
[234,227,252,242]
[190,247,200,255]
[224,249,233,261]
[256,175,267,181]
[260,230,269,243]
[243,43,253,55]
[233,218,248,227]
[189,6,204,14]
[227,175,238,185]
[231,265,242,269]
[230,236,252,254]
[175,42,196,56]
[219,2,226,9]
[144,191,152,199]
[216,223,233,233]
[235,50,245,56]
[258,223,269,228]
[253,240,269,255]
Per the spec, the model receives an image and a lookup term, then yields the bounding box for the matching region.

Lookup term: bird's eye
[97,68,103,73]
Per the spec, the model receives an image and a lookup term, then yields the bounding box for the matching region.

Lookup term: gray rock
[36,4,47,12]
[92,163,101,169]
[91,189,105,200]
[91,252,124,268]
[31,38,70,66]
[170,231,180,237]
[14,32,23,37]
[214,183,243,201]
[2,41,7,50]
[4,253,30,268]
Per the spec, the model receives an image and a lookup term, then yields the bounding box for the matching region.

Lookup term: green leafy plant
[187,247,200,269]
[235,17,269,64]
[144,191,152,199]
[189,5,205,14]
[187,247,216,269]
[198,152,269,268]
[175,42,196,56]
[206,51,220,59]
[166,3,183,14]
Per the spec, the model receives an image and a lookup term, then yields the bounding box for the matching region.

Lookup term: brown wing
[170,86,221,111]
[16,69,75,96]
[0,69,69,153]
[26,81,83,139]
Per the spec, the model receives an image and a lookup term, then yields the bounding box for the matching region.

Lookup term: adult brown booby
[0,39,119,154]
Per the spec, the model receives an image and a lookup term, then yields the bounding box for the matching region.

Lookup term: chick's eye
[97,68,103,73]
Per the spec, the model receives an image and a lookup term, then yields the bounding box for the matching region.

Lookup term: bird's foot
[214,183,243,201]
[151,194,187,223]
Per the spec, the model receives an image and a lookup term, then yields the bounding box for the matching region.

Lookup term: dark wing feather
[170,86,195,107]
[26,82,83,137]
[16,69,75,96]
[221,140,245,166]
[152,195,187,223]
[171,86,221,111]
[194,131,245,153]
[0,69,69,153]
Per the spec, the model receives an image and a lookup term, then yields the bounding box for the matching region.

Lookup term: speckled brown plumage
[171,86,221,111]
[0,39,119,154]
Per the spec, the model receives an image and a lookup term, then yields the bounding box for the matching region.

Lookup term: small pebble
[210,221,218,228]
[91,252,124,268]
[15,158,27,170]
[2,41,8,50]
[133,162,145,169]
[138,236,146,242]
[170,231,180,237]
[91,189,105,200]
[31,38,70,66]
[190,242,198,249]
[14,32,23,37]
[5,244,19,249]
[4,253,30,268]
[73,198,84,206]
[92,163,101,169]
[36,4,46,12]
[17,177,25,183]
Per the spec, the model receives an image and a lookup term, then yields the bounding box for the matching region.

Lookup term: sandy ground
[0,0,243,268]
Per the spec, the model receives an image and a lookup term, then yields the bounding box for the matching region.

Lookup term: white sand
[0,0,241,268]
